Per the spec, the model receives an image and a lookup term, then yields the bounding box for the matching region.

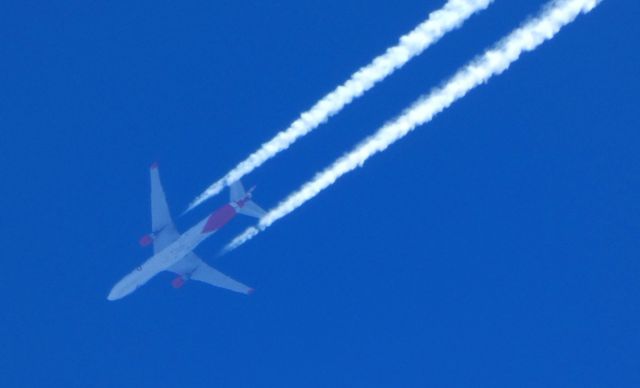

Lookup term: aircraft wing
[188,254,253,295]
[150,164,179,253]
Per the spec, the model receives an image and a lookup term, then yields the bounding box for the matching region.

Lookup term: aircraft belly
[107,262,162,300]
[108,223,216,300]
[168,254,200,275]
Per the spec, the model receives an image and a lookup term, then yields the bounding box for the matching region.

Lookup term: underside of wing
[150,164,179,252]
[189,257,253,295]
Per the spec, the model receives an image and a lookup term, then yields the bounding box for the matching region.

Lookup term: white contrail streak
[186,0,493,212]
[222,0,601,253]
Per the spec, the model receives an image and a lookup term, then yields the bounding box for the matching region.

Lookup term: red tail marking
[202,204,237,233]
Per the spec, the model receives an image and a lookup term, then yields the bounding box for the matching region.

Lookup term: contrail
[186,0,494,212]
[222,0,601,253]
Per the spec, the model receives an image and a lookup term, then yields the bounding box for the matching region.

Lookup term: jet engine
[139,234,154,247]
[171,276,186,288]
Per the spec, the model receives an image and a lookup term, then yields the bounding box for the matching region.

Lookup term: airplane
[107,162,265,301]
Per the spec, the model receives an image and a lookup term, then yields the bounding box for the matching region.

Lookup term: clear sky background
[1,1,638,387]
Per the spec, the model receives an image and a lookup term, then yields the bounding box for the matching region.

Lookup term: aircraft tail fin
[229,181,266,219]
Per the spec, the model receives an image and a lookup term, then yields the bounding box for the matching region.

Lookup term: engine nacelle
[171,276,186,288]
[139,234,154,247]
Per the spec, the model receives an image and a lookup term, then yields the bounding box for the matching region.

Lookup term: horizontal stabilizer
[230,180,265,219]
[229,180,246,203]
[238,200,266,219]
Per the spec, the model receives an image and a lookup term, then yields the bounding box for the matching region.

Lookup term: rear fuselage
[202,190,253,233]
[203,203,237,233]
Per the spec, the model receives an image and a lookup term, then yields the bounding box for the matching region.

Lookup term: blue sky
[1,1,638,387]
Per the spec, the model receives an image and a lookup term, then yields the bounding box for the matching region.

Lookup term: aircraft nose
[107,281,130,301]
[107,290,118,301]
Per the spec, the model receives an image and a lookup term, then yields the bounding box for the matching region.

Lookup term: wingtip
[150,161,159,169]
[247,288,255,295]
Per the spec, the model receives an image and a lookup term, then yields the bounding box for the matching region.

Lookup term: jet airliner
[107,163,265,301]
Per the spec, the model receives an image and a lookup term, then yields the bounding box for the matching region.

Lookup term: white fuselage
[107,217,212,301]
